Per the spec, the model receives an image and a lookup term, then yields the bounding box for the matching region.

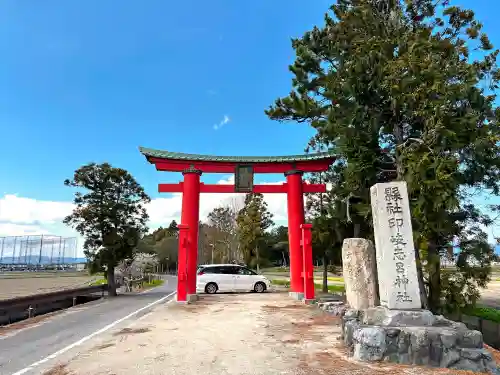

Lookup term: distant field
[0,271,89,279]
[0,274,97,300]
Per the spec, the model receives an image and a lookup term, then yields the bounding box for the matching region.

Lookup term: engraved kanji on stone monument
[370,181,421,309]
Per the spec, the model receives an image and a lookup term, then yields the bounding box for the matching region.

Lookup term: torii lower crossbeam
[158,183,327,194]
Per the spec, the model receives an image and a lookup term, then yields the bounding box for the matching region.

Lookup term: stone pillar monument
[332,181,499,372]
[370,181,421,309]
[341,238,379,310]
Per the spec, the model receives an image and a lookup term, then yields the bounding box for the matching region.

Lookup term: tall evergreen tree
[305,136,351,291]
[266,0,500,312]
[236,193,274,270]
[63,163,150,296]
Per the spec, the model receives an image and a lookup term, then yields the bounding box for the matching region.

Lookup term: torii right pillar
[285,170,305,299]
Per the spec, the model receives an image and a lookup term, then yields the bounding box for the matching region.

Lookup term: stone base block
[362,306,436,327]
[318,301,348,317]
[303,299,316,305]
[176,294,199,304]
[289,292,304,301]
[342,307,499,373]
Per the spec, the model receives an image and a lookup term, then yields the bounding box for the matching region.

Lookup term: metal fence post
[38,235,43,264]
[0,237,5,264]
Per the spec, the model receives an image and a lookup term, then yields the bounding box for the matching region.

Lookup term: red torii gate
[139,147,336,303]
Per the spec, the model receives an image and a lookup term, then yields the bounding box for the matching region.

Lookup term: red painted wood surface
[301,224,315,301]
[176,225,189,302]
[179,172,201,295]
[286,173,305,294]
[158,183,327,194]
[150,158,334,174]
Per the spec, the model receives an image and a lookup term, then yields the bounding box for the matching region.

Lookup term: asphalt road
[0,275,177,375]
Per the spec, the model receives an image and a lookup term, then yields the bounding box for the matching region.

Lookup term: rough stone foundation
[318,301,499,374]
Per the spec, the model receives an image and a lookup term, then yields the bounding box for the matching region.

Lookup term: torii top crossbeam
[139,147,336,174]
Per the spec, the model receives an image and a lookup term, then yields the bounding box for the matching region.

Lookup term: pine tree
[305,136,351,291]
[236,193,274,271]
[63,163,150,296]
[266,0,500,313]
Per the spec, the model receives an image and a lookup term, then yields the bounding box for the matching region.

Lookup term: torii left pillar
[177,167,201,303]
[286,170,305,300]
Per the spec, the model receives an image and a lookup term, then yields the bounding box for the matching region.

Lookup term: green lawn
[145,279,164,288]
[327,276,345,282]
[465,306,500,323]
[90,278,107,286]
[90,278,165,289]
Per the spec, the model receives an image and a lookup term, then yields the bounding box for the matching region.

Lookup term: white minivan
[196,264,271,294]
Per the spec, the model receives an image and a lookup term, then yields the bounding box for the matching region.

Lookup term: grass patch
[90,278,107,286]
[327,276,344,282]
[144,279,164,288]
[465,306,500,323]
[90,277,164,288]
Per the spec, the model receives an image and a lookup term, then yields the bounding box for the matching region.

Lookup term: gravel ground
[41,292,500,375]
[0,275,96,300]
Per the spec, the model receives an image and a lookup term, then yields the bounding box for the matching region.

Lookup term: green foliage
[90,278,107,286]
[208,206,237,233]
[144,279,164,288]
[138,220,179,271]
[465,306,500,323]
[236,193,274,268]
[264,225,289,265]
[266,0,500,313]
[63,163,150,295]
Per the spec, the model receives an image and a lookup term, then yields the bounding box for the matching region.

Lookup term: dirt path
[43,292,500,375]
[480,281,500,309]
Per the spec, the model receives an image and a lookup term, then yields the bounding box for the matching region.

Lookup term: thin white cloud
[213,115,230,130]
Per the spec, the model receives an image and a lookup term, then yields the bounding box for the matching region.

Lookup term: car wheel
[205,282,218,294]
[254,282,266,293]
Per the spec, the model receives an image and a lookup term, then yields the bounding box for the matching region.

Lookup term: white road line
[11,291,177,375]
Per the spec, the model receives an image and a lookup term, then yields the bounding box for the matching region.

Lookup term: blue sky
[0,1,499,254]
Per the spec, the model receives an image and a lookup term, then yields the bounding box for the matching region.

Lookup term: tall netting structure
[0,235,78,266]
